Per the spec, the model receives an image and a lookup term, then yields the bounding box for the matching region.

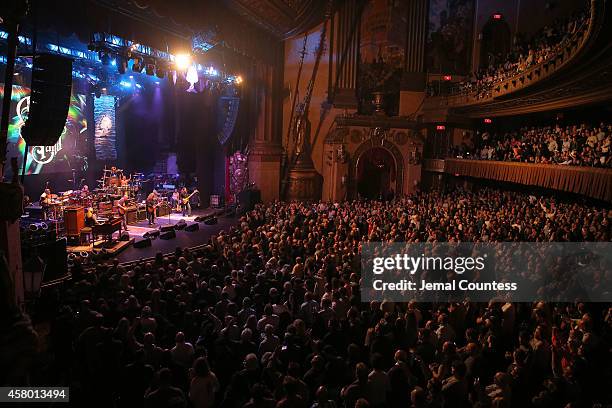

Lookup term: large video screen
[1,84,89,176]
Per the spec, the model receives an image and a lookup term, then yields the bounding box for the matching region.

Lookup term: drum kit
[96,166,141,198]
[43,191,75,220]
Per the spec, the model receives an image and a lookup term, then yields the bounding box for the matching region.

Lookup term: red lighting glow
[443,75,452,81]
[436,125,446,131]
[493,13,502,20]
[484,118,492,124]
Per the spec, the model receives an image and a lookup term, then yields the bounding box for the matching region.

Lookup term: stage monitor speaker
[134,238,152,248]
[21,54,73,146]
[143,231,158,240]
[175,219,187,230]
[204,216,217,225]
[120,232,130,241]
[160,225,175,233]
[160,230,176,240]
[185,223,199,232]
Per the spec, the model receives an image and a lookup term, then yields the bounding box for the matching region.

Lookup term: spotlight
[175,53,191,71]
[99,51,111,65]
[117,56,127,74]
[111,59,116,66]
[132,57,143,72]
[145,59,156,76]
[235,75,243,85]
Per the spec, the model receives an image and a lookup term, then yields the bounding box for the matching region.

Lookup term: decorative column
[399,0,429,116]
[248,60,283,203]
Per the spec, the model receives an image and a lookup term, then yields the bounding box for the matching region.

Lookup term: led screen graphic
[2,84,88,175]
[94,95,117,160]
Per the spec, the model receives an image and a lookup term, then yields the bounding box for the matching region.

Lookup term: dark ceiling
[112,0,328,40]
[222,0,328,39]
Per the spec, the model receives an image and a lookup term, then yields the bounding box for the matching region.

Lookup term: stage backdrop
[94,95,117,160]
[1,83,89,177]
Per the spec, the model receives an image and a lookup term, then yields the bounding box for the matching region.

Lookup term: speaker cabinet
[185,223,199,232]
[204,216,217,225]
[21,54,73,146]
[134,238,152,248]
[64,207,84,238]
[160,230,176,240]
[160,225,175,232]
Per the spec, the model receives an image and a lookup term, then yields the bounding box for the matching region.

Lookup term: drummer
[40,188,52,220]
[81,184,90,197]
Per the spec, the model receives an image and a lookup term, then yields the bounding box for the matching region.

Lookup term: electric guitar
[182,189,199,205]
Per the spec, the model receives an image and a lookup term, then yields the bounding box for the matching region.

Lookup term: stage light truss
[0,30,243,87]
[192,30,219,53]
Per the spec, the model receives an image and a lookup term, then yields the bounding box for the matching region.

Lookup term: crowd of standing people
[35,188,612,408]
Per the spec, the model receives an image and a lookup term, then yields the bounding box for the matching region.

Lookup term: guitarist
[180,187,196,217]
[146,190,159,225]
[116,193,130,231]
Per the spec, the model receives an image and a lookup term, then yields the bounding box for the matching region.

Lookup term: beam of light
[186,64,198,92]
[175,53,192,71]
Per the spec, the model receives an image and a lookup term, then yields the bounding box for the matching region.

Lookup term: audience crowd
[37,188,611,408]
[453,121,612,168]
[429,9,589,98]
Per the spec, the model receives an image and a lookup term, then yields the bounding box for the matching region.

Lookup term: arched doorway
[356,147,396,199]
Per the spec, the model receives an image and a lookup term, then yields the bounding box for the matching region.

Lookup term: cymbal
[62,190,73,196]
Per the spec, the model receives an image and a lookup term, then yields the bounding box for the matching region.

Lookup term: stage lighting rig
[192,29,219,53]
[131,57,143,73]
[144,58,156,76]
[117,56,127,74]
[98,51,112,65]
[175,53,192,71]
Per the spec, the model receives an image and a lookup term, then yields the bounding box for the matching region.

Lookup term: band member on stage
[180,187,192,217]
[80,185,90,197]
[117,193,129,231]
[85,207,97,227]
[146,190,159,225]
[40,188,52,220]
[172,189,180,212]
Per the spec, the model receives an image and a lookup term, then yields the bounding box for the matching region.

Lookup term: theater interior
[0,0,610,406]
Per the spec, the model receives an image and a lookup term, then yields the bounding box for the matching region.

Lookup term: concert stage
[113,208,235,263]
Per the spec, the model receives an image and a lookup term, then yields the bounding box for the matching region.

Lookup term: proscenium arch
[351,139,405,197]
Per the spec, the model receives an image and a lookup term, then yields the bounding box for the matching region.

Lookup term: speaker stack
[21,54,73,146]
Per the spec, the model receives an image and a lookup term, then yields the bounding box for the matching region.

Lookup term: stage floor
[113,208,236,263]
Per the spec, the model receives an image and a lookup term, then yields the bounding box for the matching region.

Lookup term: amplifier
[64,207,84,237]
[157,204,170,217]
[137,204,147,221]
[126,206,138,224]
